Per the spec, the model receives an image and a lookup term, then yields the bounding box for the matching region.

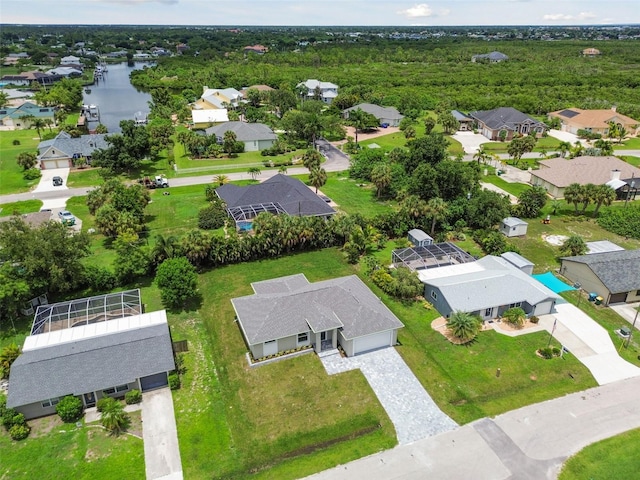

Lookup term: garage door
[353,331,392,355]
[42,159,70,169]
[140,372,169,392]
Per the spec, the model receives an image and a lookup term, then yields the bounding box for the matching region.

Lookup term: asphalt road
[304,374,640,480]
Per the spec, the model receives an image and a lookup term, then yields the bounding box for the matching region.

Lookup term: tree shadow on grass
[166,292,203,315]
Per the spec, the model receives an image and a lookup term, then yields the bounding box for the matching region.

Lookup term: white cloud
[543,13,574,21]
[398,4,433,19]
[577,11,596,20]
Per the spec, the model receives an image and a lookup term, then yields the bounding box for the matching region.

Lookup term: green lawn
[162,249,397,479]
[317,171,397,217]
[619,155,640,167]
[0,129,42,195]
[0,199,43,216]
[0,414,144,480]
[359,130,464,156]
[144,184,210,238]
[66,168,105,188]
[482,174,531,197]
[614,137,640,149]
[559,428,640,480]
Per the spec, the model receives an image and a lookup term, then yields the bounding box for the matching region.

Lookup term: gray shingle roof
[473,51,509,61]
[232,274,404,344]
[216,174,335,217]
[468,107,544,131]
[205,121,277,142]
[38,131,108,158]
[7,323,175,408]
[344,103,404,121]
[561,249,640,294]
[425,256,559,312]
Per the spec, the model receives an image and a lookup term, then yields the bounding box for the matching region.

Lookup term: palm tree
[308,166,327,193]
[247,167,261,180]
[44,118,55,132]
[616,126,628,144]
[473,145,492,164]
[214,174,228,186]
[370,163,392,198]
[557,141,571,158]
[427,197,448,237]
[446,311,481,344]
[502,307,526,328]
[580,183,597,213]
[152,234,179,266]
[563,183,583,214]
[607,121,620,142]
[100,398,130,436]
[349,108,366,144]
[181,229,211,267]
[560,235,587,256]
[399,195,429,220]
[592,184,616,217]
[31,118,46,140]
[302,148,322,171]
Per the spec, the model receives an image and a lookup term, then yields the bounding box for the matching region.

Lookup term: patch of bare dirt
[431,317,473,344]
[29,414,64,438]
[333,126,401,145]
[495,319,540,332]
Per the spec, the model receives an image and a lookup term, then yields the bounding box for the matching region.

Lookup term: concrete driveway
[33,167,70,193]
[610,302,640,328]
[539,303,640,385]
[141,388,183,480]
[547,129,581,145]
[451,131,494,154]
[320,348,457,445]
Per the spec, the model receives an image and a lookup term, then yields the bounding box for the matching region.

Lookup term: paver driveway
[321,348,457,445]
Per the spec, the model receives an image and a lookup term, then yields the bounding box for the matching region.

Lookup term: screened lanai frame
[392,242,476,271]
[31,289,142,335]
[227,202,287,224]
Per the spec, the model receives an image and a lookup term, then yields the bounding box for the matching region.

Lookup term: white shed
[500,251,534,276]
[500,217,528,237]
[408,229,433,247]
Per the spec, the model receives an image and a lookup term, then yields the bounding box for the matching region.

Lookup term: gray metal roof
[408,229,432,242]
[468,107,545,131]
[561,249,640,294]
[500,251,534,269]
[585,241,625,255]
[502,217,528,227]
[38,131,108,158]
[425,256,559,312]
[205,121,277,142]
[232,274,404,344]
[7,323,175,408]
[344,103,404,121]
[216,174,335,218]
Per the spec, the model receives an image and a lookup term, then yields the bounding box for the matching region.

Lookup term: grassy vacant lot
[0,413,144,480]
[318,171,397,217]
[481,173,531,197]
[0,129,42,195]
[0,199,43,216]
[161,249,396,479]
[67,155,175,188]
[558,428,640,480]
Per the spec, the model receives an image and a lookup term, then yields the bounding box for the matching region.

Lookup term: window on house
[104,384,129,395]
[41,397,60,408]
[509,302,522,308]
[297,332,308,343]
[431,291,437,300]
[485,308,492,316]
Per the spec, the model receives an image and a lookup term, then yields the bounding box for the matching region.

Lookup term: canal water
[82,62,153,133]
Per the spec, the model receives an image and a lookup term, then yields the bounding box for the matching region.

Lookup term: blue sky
[3,0,639,26]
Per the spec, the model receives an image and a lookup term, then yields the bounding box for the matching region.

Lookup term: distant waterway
[82,62,153,133]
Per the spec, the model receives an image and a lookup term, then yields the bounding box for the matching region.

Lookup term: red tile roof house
[530,156,640,199]
[468,107,547,141]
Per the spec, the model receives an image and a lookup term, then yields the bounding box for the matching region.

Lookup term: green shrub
[56,396,84,422]
[552,347,561,356]
[198,201,227,230]
[9,423,30,440]
[168,373,181,390]
[530,315,539,324]
[12,139,20,145]
[83,265,118,292]
[23,168,42,180]
[539,347,554,359]
[503,307,526,328]
[124,389,142,405]
[96,397,112,413]
[1,407,21,430]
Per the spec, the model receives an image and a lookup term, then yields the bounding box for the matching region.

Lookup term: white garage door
[42,159,69,169]
[353,331,392,355]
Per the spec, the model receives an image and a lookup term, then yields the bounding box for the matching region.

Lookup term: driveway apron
[141,388,183,480]
[321,348,457,445]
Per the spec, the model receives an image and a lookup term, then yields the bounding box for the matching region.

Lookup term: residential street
[304,375,640,480]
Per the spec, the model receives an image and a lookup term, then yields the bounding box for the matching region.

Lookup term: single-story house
[194,86,243,110]
[244,44,268,54]
[472,51,509,63]
[582,48,601,57]
[500,217,528,237]
[560,249,640,305]
[46,67,83,78]
[232,274,404,359]
[191,108,229,128]
[0,101,56,130]
[408,229,433,247]
[6,290,175,419]
[216,174,335,228]
[37,131,108,169]
[0,71,60,86]
[547,107,639,136]
[342,103,404,127]
[420,255,560,321]
[468,107,547,141]
[0,88,35,107]
[452,110,474,131]
[205,121,277,152]
[239,84,275,98]
[530,156,640,199]
[297,79,339,104]
[60,55,81,65]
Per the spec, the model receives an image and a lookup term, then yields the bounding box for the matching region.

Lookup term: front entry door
[84,392,96,407]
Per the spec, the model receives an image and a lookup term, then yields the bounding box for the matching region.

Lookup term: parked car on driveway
[58,210,76,226]
[52,176,63,186]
